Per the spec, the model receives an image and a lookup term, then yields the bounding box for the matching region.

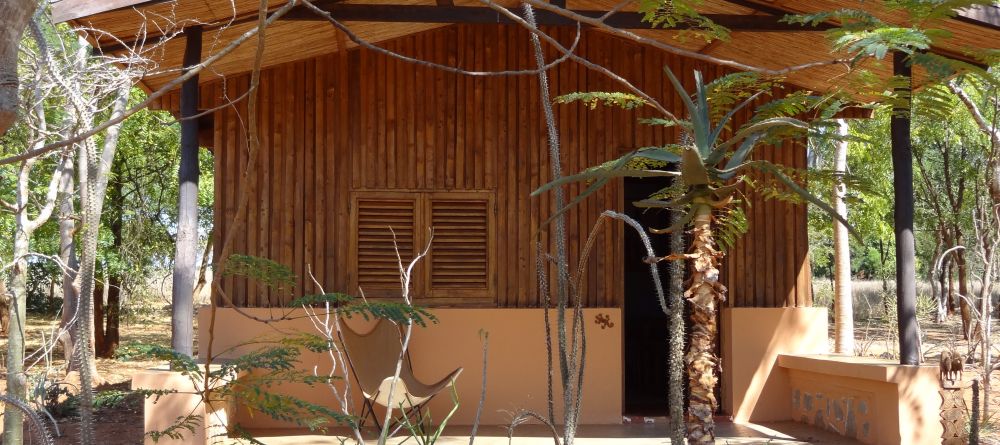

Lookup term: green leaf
[749,161,862,240]
[555,91,648,110]
[680,148,710,185]
[715,117,809,153]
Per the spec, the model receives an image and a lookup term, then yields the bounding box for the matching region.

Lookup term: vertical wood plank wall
[199,24,812,309]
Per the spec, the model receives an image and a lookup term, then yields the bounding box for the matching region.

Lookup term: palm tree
[537,68,852,443]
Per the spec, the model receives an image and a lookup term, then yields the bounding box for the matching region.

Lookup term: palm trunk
[685,202,724,443]
[833,119,854,354]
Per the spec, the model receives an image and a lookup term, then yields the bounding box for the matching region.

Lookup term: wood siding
[203,24,812,308]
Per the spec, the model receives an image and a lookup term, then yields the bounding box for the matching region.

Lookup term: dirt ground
[2,305,1000,444]
[846,312,1000,441]
[0,309,182,444]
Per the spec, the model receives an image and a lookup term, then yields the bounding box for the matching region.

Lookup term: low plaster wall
[131,365,233,445]
[778,354,943,445]
[720,307,830,422]
[194,307,622,428]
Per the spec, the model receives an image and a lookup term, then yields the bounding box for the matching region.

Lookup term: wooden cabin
[54,0,1000,441]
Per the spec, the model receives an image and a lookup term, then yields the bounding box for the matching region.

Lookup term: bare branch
[0,0,301,166]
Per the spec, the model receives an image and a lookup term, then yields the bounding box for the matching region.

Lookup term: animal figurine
[940,350,964,383]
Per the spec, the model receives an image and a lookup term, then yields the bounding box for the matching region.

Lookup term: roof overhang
[49,0,1000,97]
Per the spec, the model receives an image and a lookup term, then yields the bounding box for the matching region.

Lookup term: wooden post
[891,51,919,365]
[171,26,202,356]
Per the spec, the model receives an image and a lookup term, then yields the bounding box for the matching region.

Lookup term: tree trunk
[668,208,686,444]
[957,253,973,340]
[171,26,202,356]
[936,254,948,323]
[4,225,31,444]
[947,260,955,315]
[100,183,124,358]
[0,0,36,136]
[93,279,105,355]
[103,274,121,357]
[833,119,854,354]
[0,281,9,337]
[192,236,213,305]
[685,202,724,444]
[58,151,82,371]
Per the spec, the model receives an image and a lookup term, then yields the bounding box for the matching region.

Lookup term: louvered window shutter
[351,193,418,298]
[426,192,493,300]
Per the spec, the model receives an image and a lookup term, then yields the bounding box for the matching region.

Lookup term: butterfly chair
[339,320,463,432]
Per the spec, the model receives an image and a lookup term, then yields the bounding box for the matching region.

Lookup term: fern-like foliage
[224,254,296,292]
[883,0,996,22]
[134,340,357,441]
[555,92,648,110]
[714,204,748,252]
[636,0,730,42]
[147,415,202,443]
[290,293,438,327]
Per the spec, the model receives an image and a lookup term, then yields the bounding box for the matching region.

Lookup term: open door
[622,176,674,416]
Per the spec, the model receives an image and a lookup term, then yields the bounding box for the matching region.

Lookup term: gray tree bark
[57,153,82,370]
[0,0,35,136]
[171,26,202,356]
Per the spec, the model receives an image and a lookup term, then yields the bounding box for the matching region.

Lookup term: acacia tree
[912,87,978,331]
[0,30,71,444]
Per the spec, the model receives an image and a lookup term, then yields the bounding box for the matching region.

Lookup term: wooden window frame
[349,190,496,307]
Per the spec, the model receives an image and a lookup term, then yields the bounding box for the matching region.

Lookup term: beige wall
[720,307,830,422]
[778,354,944,445]
[132,366,232,445]
[196,307,622,428]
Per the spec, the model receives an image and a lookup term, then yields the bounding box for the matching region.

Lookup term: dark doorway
[622,176,673,416]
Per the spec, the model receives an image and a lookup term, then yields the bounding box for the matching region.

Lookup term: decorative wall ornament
[594,313,614,329]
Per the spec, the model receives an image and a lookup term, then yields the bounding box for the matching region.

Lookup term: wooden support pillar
[891,51,919,365]
[171,25,202,357]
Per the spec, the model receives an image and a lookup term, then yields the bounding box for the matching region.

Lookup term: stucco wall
[195,307,622,428]
[132,365,232,445]
[720,307,830,422]
[778,354,944,445]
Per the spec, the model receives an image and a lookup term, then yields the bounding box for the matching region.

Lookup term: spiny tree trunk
[833,119,854,354]
[74,85,129,445]
[669,207,686,444]
[685,201,725,443]
[0,0,36,136]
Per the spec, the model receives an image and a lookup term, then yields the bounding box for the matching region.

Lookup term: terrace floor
[238,420,862,444]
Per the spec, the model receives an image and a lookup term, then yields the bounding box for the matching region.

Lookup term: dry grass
[816,278,1000,442]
